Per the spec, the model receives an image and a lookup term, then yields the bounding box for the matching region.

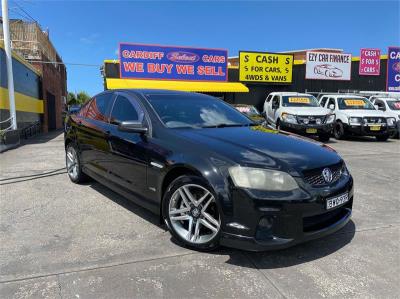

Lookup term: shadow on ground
[88,179,356,270]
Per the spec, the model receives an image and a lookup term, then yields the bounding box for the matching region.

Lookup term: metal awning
[105,78,249,93]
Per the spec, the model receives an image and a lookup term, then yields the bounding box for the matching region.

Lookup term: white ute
[263,92,335,142]
[319,94,397,141]
[369,96,400,138]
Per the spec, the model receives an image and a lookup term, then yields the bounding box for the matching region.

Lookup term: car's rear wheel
[163,176,221,250]
[376,134,390,141]
[66,143,88,183]
[333,121,345,139]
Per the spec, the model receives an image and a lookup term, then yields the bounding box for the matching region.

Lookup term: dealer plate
[326,192,349,210]
[370,125,381,131]
[306,128,317,134]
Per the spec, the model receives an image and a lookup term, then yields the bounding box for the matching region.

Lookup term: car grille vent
[363,117,386,124]
[296,115,326,125]
[303,162,343,186]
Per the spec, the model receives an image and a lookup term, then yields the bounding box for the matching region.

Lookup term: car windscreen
[281,96,320,107]
[338,97,375,110]
[147,94,254,128]
[387,100,400,111]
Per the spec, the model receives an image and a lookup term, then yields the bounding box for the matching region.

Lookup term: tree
[67,91,90,106]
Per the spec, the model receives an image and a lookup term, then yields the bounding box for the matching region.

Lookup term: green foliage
[67,91,91,105]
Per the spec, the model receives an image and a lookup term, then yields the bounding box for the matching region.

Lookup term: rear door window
[86,93,113,122]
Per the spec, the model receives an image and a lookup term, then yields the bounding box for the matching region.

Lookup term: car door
[268,95,280,124]
[77,92,114,178]
[106,92,149,198]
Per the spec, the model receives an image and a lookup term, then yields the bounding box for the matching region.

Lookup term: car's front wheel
[318,133,330,142]
[66,143,88,183]
[333,121,345,139]
[376,134,390,141]
[163,176,221,251]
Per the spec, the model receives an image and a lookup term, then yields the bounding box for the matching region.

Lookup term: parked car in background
[233,104,265,123]
[319,94,397,141]
[369,96,400,138]
[64,89,353,251]
[263,92,335,142]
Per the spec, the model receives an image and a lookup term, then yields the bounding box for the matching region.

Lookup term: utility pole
[1,0,17,129]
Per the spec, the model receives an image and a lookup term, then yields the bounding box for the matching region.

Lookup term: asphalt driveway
[0,131,399,298]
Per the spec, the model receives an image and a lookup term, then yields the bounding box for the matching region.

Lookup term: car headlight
[281,113,297,124]
[387,117,396,126]
[229,166,299,191]
[325,114,335,124]
[349,117,362,125]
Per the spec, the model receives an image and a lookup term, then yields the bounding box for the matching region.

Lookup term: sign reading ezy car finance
[119,43,228,81]
[387,47,400,92]
[359,48,381,76]
[239,51,293,83]
[306,51,352,81]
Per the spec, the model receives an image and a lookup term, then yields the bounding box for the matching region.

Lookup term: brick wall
[32,58,67,132]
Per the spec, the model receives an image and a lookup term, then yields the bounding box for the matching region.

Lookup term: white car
[369,96,400,138]
[319,94,397,141]
[263,92,335,142]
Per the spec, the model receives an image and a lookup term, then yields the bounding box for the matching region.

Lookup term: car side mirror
[118,121,148,134]
[329,104,335,110]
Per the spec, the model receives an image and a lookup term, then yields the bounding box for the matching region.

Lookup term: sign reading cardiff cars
[306,51,352,80]
[119,43,228,81]
[239,51,293,83]
[359,48,381,75]
[387,47,400,92]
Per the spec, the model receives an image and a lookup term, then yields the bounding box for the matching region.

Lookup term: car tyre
[163,175,221,251]
[318,133,330,142]
[65,143,89,183]
[376,134,390,141]
[333,121,345,140]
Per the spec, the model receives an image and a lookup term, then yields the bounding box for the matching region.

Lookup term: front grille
[363,117,386,124]
[296,115,326,125]
[303,206,350,232]
[303,162,343,186]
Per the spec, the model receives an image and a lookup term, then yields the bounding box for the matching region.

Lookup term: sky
[4,0,400,96]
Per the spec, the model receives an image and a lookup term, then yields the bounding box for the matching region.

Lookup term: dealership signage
[359,48,381,75]
[306,51,352,80]
[239,51,293,83]
[119,43,228,81]
[387,47,400,92]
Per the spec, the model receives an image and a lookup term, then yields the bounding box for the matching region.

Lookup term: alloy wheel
[168,184,220,244]
[66,146,79,180]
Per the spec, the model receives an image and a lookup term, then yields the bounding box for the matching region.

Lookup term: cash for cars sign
[239,51,293,83]
[306,51,352,80]
[359,48,381,75]
[387,47,400,92]
[119,43,228,81]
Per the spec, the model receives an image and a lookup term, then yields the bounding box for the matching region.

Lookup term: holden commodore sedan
[64,89,353,251]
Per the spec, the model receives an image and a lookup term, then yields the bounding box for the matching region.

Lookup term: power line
[29,60,101,67]
[11,1,37,23]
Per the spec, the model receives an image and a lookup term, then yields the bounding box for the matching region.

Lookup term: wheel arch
[159,165,204,220]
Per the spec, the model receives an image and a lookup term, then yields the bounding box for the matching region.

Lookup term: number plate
[326,192,349,210]
[370,125,381,131]
[306,128,317,134]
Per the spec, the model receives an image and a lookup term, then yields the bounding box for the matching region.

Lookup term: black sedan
[64,89,353,251]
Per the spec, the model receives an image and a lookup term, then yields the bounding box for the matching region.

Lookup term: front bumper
[219,175,354,251]
[344,123,396,136]
[280,121,333,135]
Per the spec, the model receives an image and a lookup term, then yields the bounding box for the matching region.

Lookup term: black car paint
[64,89,353,251]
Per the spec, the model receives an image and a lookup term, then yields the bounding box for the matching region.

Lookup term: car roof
[372,97,399,101]
[111,89,204,98]
[269,92,313,96]
[320,94,367,98]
